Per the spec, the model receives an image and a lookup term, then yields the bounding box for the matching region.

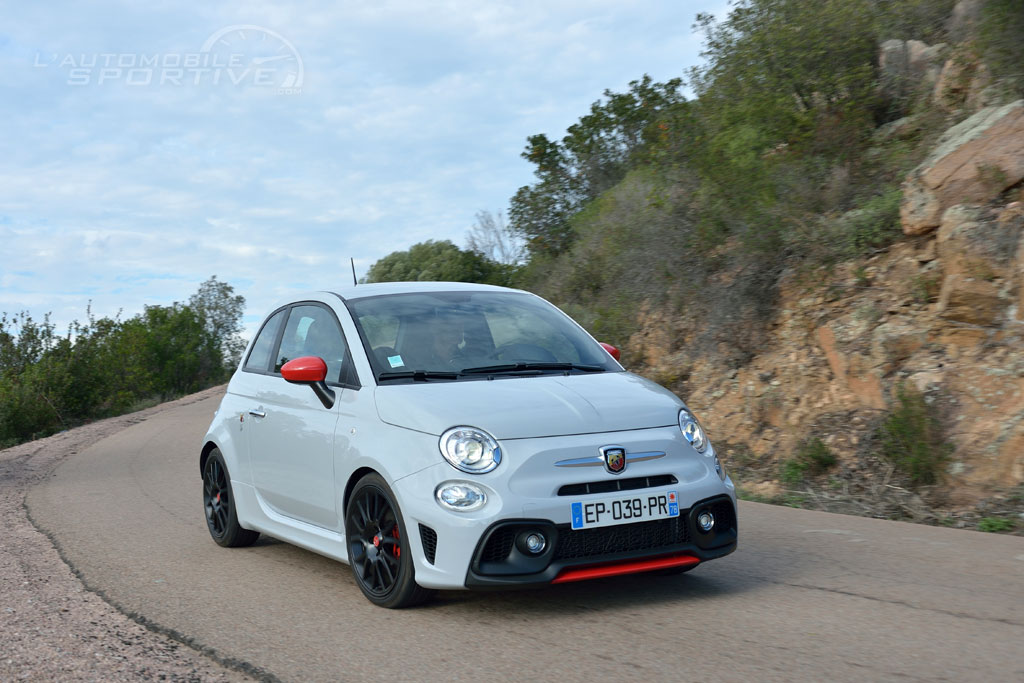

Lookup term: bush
[977,517,1016,533]
[780,437,837,485]
[0,277,244,448]
[878,384,952,486]
[977,0,1024,97]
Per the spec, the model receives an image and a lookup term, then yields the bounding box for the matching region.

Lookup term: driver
[428,314,465,366]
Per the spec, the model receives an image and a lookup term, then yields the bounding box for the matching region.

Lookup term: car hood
[373,371,683,439]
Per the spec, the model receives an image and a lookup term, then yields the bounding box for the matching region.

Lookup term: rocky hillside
[631,37,1024,527]
[362,0,1023,530]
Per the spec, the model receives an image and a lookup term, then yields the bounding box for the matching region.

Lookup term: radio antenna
[350,257,357,286]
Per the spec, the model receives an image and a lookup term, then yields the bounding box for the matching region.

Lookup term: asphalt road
[27,391,1024,682]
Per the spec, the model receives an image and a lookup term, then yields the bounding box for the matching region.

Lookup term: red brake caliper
[392,525,401,559]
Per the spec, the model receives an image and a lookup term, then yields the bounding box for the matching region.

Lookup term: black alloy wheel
[202,449,259,548]
[345,473,432,608]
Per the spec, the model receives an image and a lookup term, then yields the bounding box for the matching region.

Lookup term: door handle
[248,408,266,418]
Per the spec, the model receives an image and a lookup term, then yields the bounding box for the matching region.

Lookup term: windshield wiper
[377,370,461,382]
[460,362,605,375]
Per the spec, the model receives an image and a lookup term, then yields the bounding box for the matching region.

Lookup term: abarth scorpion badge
[601,446,626,474]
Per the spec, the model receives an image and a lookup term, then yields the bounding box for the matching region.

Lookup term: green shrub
[0,277,244,448]
[878,384,952,486]
[977,0,1024,97]
[840,188,903,255]
[799,437,838,471]
[780,437,837,485]
[977,517,1016,533]
[780,458,810,485]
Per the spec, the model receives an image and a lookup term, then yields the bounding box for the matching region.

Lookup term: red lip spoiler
[551,554,700,584]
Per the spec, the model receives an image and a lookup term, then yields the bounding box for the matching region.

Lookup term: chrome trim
[627,451,666,463]
[554,455,604,467]
[248,409,267,418]
[555,451,665,467]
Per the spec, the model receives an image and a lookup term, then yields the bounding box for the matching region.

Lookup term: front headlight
[439,426,502,474]
[678,408,709,454]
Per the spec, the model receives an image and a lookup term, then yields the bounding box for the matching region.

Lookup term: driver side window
[274,305,352,384]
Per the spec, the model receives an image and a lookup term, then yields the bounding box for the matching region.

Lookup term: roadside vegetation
[364,0,1024,531]
[373,0,966,335]
[0,276,244,448]
[878,384,952,487]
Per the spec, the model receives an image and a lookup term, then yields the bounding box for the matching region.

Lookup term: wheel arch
[343,466,381,514]
[200,440,219,477]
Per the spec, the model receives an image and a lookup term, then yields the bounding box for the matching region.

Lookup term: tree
[138,303,214,398]
[510,76,686,259]
[466,210,524,265]
[189,275,246,368]
[0,277,247,447]
[364,240,511,285]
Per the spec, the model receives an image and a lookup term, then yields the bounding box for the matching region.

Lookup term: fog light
[435,482,486,512]
[697,510,715,533]
[523,532,547,554]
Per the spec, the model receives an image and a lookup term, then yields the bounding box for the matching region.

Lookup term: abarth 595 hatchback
[200,282,737,607]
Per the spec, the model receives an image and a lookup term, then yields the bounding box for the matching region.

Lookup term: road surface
[27,390,1024,682]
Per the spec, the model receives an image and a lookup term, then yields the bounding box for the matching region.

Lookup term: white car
[201,282,737,608]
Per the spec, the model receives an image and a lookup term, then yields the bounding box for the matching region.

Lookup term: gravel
[0,387,254,682]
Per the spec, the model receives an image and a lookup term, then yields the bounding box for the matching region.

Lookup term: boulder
[933,57,972,111]
[901,100,1024,235]
[936,274,1003,325]
[879,39,946,107]
[936,205,1009,280]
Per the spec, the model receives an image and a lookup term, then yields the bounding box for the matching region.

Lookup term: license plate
[570,491,679,530]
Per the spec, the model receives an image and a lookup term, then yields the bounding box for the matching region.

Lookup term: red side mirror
[281,356,328,383]
[599,342,621,361]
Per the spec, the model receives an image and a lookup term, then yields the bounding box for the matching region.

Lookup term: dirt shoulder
[0,386,255,682]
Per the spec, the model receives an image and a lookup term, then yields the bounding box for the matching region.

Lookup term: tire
[345,473,433,608]
[203,449,260,548]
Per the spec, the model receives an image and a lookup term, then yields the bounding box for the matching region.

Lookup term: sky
[0,0,724,339]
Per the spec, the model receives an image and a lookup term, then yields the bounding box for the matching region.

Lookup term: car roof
[328,281,525,301]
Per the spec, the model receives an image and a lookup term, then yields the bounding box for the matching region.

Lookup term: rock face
[628,200,1024,501]
[622,39,1024,509]
[901,100,1024,235]
[936,274,1003,325]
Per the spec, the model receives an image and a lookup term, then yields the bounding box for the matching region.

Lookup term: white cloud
[0,0,722,337]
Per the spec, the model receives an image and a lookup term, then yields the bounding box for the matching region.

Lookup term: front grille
[557,474,678,497]
[554,516,690,561]
[479,526,517,563]
[418,524,438,564]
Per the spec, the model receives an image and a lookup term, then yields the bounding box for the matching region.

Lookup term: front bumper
[464,494,737,588]
[392,425,737,590]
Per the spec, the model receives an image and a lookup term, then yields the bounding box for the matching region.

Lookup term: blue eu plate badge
[571,502,584,528]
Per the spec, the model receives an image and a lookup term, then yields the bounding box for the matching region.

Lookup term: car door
[248,302,354,530]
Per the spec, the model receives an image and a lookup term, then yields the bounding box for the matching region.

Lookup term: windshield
[345,290,621,383]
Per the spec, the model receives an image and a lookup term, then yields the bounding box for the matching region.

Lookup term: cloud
[0,0,720,338]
